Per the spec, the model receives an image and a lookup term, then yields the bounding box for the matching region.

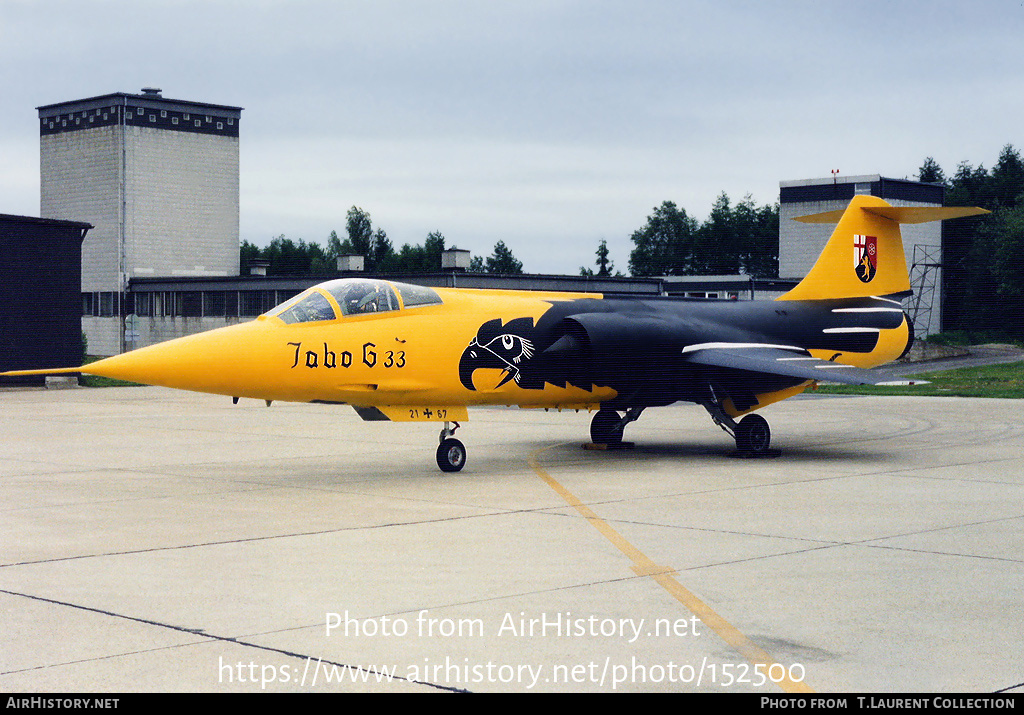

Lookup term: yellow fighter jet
[3,196,986,471]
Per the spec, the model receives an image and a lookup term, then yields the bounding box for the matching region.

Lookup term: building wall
[0,215,88,385]
[125,127,239,278]
[124,315,244,348]
[80,316,120,357]
[40,127,121,293]
[40,127,123,355]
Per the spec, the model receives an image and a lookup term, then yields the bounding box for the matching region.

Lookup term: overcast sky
[2,0,1022,274]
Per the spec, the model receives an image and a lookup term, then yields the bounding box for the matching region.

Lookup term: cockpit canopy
[267,279,443,324]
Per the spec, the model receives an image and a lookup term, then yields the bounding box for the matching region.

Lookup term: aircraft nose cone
[82,320,272,396]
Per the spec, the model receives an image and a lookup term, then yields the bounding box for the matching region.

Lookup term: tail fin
[777,195,987,302]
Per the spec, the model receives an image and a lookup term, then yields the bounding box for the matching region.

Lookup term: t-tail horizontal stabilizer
[779,196,989,302]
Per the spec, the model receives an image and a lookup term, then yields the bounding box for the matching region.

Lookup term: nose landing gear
[436,421,466,472]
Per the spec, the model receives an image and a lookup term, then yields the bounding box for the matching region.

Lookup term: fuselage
[79,279,911,419]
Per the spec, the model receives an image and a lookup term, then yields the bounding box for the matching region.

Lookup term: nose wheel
[436,421,466,472]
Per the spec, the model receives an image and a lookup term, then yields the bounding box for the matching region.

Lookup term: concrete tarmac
[1,386,1022,693]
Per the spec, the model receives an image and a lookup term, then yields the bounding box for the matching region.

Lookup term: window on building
[134,293,151,317]
[98,292,115,317]
[181,292,202,317]
[239,291,266,317]
[203,291,226,317]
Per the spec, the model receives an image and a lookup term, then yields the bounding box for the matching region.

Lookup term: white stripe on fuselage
[682,342,806,354]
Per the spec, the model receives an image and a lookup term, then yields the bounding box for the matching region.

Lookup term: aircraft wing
[681,343,920,385]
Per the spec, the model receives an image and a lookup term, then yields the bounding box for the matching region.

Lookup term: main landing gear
[436,421,466,472]
[701,399,772,456]
[735,413,771,454]
[589,407,644,446]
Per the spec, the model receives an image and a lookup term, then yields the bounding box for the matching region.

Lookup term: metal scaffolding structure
[908,244,942,340]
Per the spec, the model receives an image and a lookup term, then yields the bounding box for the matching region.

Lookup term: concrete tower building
[38,88,242,355]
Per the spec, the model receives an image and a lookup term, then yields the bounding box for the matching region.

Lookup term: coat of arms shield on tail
[854,234,877,283]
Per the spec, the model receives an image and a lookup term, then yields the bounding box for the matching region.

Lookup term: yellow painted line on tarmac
[528,445,814,694]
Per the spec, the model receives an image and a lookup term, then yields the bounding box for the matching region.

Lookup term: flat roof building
[38,89,242,355]
[0,214,91,385]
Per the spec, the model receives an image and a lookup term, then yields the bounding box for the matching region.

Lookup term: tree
[628,201,699,276]
[991,144,1024,208]
[627,195,777,277]
[308,242,334,275]
[920,147,1024,340]
[240,239,262,268]
[695,192,740,274]
[485,240,524,274]
[264,235,305,274]
[990,204,1024,301]
[327,229,348,257]
[595,239,614,276]
[733,195,779,278]
[345,206,395,271]
[240,215,449,277]
[371,227,393,269]
[918,156,946,184]
[345,206,373,257]
[581,239,616,277]
[423,231,446,270]
[240,235,332,275]
[946,160,992,208]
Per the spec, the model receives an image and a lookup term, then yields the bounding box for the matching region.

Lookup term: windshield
[323,279,399,315]
[266,279,443,323]
[394,282,443,308]
[273,290,336,324]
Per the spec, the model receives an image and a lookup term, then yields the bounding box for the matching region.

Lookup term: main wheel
[436,438,467,472]
[735,413,771,455]
[590,409,624,444]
